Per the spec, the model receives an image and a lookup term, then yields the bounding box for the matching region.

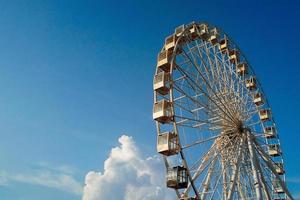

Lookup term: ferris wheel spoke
[181,48,237,120]
[202,42,242,120]
[182,134,220,149]
[226,136,244,200]
[175,62,238,125]
[208,164,224,200]
[210,46,239,117]
[251,149,274,200]
[206,137,242,200]
[245,119,261,128]
[244,102,259,120]
[204,155,226,200]
[243,151,260,198]
[172,82,237,126]
[236,174,247,200]
[246,132,264,200]
[186,42,213,84]
[184,45,238,123]
[200,151,218,200]
[238,159,255,199]
[184,135,240,198]
[188,42,216,93]
[254,156,272,200]
[175,115,236,130]
[183,141,218,196]
[221,157,229,199]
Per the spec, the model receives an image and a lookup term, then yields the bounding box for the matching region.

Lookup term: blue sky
[0,0,299,199]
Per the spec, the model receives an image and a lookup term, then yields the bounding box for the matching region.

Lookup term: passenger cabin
[246,77,256,90]
[165,34,177,51]
[254,93,264,106]
[273,179,284,194]
[229,49,239,64]
[259,109,271,121]
[199,24,209,39]
[188,24,198,40]
[275,162,285,175]
[175,25,185,37]
[236,62,248,75]
[166,166,188,189]
[157,132,179,156]
[208,28,219,45]
[153,100,173,124]
[157,50,172,72]
[264,126,276,138]
[268,144,281,157]
[219,37,228,54]
[153,72,170,95]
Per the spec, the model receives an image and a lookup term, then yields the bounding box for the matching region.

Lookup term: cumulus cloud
[82,135,175,200]
[0,166,82,195]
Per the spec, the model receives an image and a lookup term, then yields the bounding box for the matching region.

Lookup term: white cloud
[36,161,78,175]
[287,177,300,184]
[0,167,82,196]
[0,173,8,186]
[82,135,175,200]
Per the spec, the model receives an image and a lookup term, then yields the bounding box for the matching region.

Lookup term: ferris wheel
[153,22,293,200]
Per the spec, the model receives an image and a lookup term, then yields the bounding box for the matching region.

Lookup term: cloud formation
[0,166,82,196]
[82,135,174,200]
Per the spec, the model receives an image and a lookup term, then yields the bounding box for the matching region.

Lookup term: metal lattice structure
[153,22,293,200]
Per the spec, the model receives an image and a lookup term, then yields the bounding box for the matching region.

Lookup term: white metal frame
[153,22,293,200]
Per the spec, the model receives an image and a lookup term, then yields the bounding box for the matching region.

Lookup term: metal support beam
[252,151,271,200]
[183,142,217,196]
[226,137,243,200]
[200,152,218,200]
[252,136,294,200]
[247,132,263,200]
[222,158,228,200]
[237,176,247,200]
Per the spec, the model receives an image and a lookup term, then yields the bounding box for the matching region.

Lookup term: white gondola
[275,162,285,175]
[254,92,264,106]
[208,28,219,45]
[273,179,284,194]
[153,72,170,95]
[246,77,256,90]
[175,24,185,37]
[264,126,276,138]
[198,24,209,39]
[166,166,188,189]
[153,100,173,123]
[157,50,172,72]
[165,34,177,50]
[236,62,248,75]
[188,24,198,40]
[157,132,179,156]
[229,49,239,64]
[219,37,228,54]
[268,144,281,157]
[259,109,271,121]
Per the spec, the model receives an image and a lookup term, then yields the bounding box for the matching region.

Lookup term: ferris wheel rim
[153,21,292,200]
